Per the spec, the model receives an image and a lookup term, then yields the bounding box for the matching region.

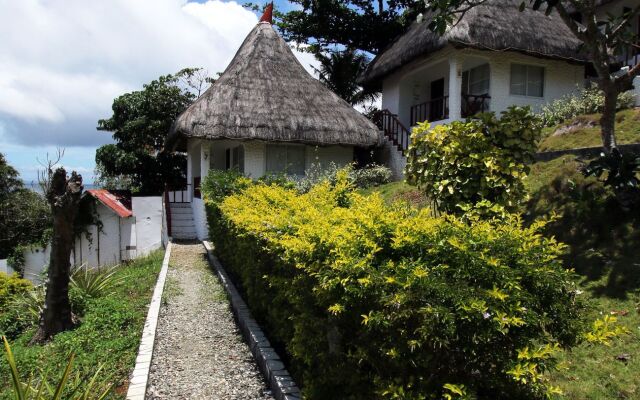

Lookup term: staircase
[169,203,197,240]
[375,110,411,154]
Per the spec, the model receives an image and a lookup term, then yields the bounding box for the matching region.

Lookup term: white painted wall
[634,76,640,106]
[305,145,354,169]
[487,51,584,114]
[381,47,585,127]
[22,245,50,284]
[0,259,14,275]
[192,197,208,241]
[132,197,163,257]
[12,197,163,284]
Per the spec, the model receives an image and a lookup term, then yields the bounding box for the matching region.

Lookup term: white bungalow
[166,6,381,240]
[358,0,590,177]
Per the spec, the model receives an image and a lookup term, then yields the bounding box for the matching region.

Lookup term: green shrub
[293,163,392,193]
[350,163,392,188]
[538,84,635,127]
[208,179,585,399]
[0,273,31,309]
[405,107,540,217]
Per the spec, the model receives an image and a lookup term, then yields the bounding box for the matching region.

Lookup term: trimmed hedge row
[204,173,584,399]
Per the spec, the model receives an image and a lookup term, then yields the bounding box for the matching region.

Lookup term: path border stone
[126,242,172,400]
[203,241,302,400]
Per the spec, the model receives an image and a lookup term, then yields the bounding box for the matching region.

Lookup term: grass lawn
[526,156,640,399]
[359,181,429,209]
[539,108,640,152]
[0,250,164,399]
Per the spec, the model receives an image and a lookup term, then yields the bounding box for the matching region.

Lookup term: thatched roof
[168,22,382,150]
[359,0,588,88]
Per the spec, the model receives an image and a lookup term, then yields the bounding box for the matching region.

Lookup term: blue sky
[0,0,315,183]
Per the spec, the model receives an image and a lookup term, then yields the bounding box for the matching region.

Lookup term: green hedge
[204,172,585,399]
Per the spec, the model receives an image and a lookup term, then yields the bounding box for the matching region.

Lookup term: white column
[448,56,462,121]
[186,140,193,199]
[200,142,210,180]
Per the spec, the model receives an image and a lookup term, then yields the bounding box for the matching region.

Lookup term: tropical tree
[275,0,424,54]
[313,49,377,106]
[96,68,213,195]
[0,153,50,261]
[427,0,639,154]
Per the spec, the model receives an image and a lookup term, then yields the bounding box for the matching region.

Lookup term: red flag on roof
[259,2,273,24]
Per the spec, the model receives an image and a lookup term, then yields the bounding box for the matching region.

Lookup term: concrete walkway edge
[203,241,302,400]
[126,241,173,400]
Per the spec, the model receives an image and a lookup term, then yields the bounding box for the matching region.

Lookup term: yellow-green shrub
[405,107,540,218]
[206,176,585,399]
[0,272,31,309]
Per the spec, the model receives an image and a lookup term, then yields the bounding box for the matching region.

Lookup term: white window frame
[509,63,545,98]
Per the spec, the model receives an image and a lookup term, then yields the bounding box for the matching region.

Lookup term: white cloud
[0,0,319,148]
[0,0,323,182]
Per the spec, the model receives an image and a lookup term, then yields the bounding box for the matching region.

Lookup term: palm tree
[313,49,377,106]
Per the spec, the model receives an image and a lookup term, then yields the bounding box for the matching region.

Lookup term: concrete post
[448,56,462,121]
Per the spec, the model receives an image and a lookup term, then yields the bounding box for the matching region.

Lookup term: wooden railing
[373,109,412,153]
[461,94,491,117]
[410,96,449,126]
[409,94,491,125]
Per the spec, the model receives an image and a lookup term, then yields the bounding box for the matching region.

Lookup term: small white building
[166,6,382,240]
[11,190,164,283]
[358,0,590,177]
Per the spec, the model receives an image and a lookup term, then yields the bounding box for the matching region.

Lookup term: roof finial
[259,2,273,24]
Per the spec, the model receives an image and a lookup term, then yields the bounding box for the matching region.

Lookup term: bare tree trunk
[600,85,619,154]
[32,168,83,342]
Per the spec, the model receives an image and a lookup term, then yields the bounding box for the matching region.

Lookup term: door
[430,78,445,121]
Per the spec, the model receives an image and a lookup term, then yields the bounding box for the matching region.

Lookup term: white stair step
[172,220,195,228]
[169,202,191,208]
[171,213,194,221]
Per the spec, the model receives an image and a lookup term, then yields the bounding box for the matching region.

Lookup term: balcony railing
[409,94,491,125]
[410,96,449,126]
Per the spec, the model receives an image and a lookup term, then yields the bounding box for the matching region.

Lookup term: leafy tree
[313,49,378,106]
[0,153,50,261]
[427,0,640,155]
[273,0,424,54]
[96,68,213,195]
[0,153,22,200]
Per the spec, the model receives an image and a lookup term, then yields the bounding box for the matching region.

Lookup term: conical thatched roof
[359,0,588,88]
[168,22,382,150]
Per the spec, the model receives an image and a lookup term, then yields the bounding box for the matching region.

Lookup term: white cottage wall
[305,145,354,168]
[487,51,584,114]
[381,47,585,127]
[132,197,162,257]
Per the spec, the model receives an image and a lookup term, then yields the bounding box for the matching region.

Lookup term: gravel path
[146,242,274,400]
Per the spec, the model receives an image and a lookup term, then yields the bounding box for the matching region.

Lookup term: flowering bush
[405,107,540,218]
[538,85,635,127]
[205,176,586,399]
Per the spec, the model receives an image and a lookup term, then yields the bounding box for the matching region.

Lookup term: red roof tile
[86,189,133,218]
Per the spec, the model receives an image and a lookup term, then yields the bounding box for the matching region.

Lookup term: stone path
[146,242,274,400]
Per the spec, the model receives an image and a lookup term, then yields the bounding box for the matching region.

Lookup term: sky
[0,0,319,183]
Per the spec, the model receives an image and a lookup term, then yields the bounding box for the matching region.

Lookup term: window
[462,63,490,95]
[266,144,305,176]
[510,64,544,97]
[225,145,244,173]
